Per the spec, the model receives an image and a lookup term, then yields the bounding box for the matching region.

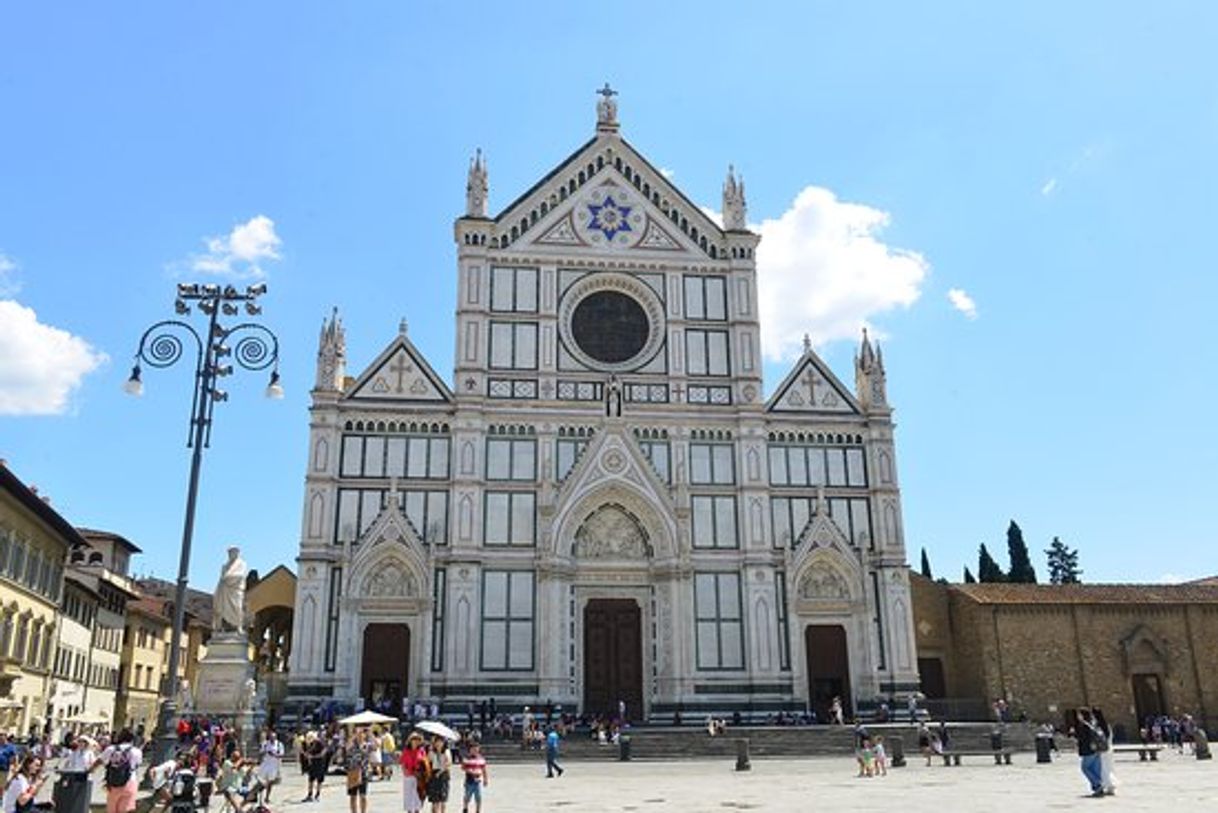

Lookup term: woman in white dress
[1093,707,1117,796]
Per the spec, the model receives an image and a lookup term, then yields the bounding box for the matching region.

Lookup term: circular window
[558,272,666,373]
[571,291,649,364]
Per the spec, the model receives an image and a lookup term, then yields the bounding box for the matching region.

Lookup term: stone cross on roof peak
[596,83,619,131]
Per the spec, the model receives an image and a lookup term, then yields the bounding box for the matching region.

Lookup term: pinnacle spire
[723,164,747,230]
[465,148,488,218]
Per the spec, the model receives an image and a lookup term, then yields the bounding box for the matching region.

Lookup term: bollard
[1195,728,1212,761]
[888,734,906,767]
[619,733,632,761]
[735,738,751,771]
[1035,734,1053,764]
[52,772,91,813]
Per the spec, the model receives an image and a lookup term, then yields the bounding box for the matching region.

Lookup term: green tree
[1045,537,1082,584]
[1006,520,1038,583]
[978,543,1006,583]
[920,547,934,580]
[963,567,977,584]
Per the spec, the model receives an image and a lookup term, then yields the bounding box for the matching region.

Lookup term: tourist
[302,731,330,803]
[459,741,488,813]
[856,737,874,778]
[344,730,371,813]
[907,694,919,723]
[381,726,397,780]
[400,732,429,813]
[60,734,97,774]
[0,735,16,778]
[368,726,385,780]
[1069,708,1104,798]
[215,749,246,811]
[917,722,932,765]
[257,730,284,803]
[3,755,46,813]
[872,736,888,776]
[829,697,844,725]
[426,736,452,813]
[1092,707,1116,796]
[95,728,142,813]
[544,726,564,779]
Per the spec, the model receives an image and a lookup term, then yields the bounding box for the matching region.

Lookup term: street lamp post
[125,282,281,757]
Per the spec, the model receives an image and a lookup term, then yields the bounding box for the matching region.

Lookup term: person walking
[459,741,488,813]
[302,731,330,803]
[1070,709,1104,798]
[95,728,142,813]
[1092,708,1116,796]
[426,736,452,813]
[344,730,371,813]
[400,732,429,813]
[3,755,47,813]
[544,727,564,778]
[257,730,285,803]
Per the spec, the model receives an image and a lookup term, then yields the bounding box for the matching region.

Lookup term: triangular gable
[556,422,674,508]
[491,132,732,258]
[766,350,860,414]
[346,334,453,403]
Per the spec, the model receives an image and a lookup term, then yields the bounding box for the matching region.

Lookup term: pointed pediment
[346,333,452,403]
[490,133,738,259]
[349,494,431,601]
[766,350,860,415]
[795,505,854,554]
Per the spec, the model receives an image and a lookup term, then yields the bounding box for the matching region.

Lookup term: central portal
[583,599,643,721]
[361,623,410,711]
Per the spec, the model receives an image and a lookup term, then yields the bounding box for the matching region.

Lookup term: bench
[1111,744,1164,761]
[940,749,1013,766]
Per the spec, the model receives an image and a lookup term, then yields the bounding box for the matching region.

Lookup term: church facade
[287,92,920,721]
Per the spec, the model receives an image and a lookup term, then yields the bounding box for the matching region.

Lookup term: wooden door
[917,657,947,699]
[361,623,410,708]
[1131,673,1165,725]
[805,624,851,722]
[583,599,643,720]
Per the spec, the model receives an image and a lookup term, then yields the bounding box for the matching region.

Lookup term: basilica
[286,91,920,721]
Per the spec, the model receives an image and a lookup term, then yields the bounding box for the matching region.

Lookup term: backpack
[105,747,132,788]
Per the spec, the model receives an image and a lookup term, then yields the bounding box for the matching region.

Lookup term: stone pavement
[256,750,1217,812]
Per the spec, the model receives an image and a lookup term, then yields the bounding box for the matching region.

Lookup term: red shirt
[461,755,486,782]
[400,746,427,776]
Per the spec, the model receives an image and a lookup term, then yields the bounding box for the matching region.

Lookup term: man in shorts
[460,741,489,813]
[345,730,370,813]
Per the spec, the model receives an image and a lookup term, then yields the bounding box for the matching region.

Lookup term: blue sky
[2,2,1215,586]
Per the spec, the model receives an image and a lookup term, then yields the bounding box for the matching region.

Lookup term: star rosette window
[577,187,645,248]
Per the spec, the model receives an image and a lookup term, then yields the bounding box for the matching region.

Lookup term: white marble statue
[213,546,248,633]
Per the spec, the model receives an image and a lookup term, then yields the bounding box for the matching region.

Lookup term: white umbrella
[415,720,459,742]
[338,710,398,726]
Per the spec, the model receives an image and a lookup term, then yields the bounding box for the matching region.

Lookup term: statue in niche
[605,375,623,417]
[574,505,650,559]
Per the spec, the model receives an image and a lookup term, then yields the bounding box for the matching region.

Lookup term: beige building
[0,462,74,735]
[116,597,171,735]
[248,566,295,713]
[911,574,1218,736]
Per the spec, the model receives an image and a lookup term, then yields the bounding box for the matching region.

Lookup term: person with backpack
[93,728,142,813]
[2,755,46,813]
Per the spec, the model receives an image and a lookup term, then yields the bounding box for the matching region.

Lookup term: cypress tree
[920,547,934,580]
[963,567,976,584]
[1006,520,1038,584]
[978,543,1006,583]
[1045,537,1082,584]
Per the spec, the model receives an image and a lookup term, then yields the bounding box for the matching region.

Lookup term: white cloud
[1157,573,1187,585]
[0,300,108,415]
[658,167,675,179]
[754,186,929,360]
[947,288,979,320]
[1040,177,1058,196]
[189,215,282,279]
[0,253,19,297]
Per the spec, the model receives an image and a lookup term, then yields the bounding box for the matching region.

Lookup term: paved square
[257,751,1217,812]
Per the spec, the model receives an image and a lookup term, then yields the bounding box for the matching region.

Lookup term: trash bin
[1195,728,1212,761]
[618,733,632,761]
[735,738,751,772]
[1035,734,1053,764]
[197,777,214,807]
[888,734,906,768]
[53,772,91,813]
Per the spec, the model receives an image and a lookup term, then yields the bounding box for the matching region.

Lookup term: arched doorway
[805,624,851,722]
[361,623,409,712]
[583,599,643,720]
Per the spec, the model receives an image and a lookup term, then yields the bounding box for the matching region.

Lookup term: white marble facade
[287,92,920,720]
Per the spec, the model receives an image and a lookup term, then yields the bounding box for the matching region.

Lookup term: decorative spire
[465,148,488,218]
[399,317,409,336]
[855,326,887,410]
[802,333,812,355]
[595,83,619,132]
[723,165,747,231]
[315,307,346,392]
[858,327,875,370]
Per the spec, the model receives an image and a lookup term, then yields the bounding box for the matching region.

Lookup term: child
[460,741,489,813]
[856,737,874,777]
[872,736,888,776]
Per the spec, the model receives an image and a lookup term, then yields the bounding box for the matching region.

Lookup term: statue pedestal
[193,633,265,752]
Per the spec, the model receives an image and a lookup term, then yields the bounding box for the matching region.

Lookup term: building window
[556,438,590,481]
[691,496,738,549]
[431,569,446,673]
[489,322,538,370]
[324,567,342,672]
[683,275,727,321]
[486,438,537,481]
[770,496,872,548]
[340,434,450,479]
[689,443,735,485]
[776,572,791,671]
[694,573,744,670]
[685,329,730,376]
[490,267,539,313]
[335,489,449,544]
[871,572,886,670]
[767,444,867,488]
[480,571,535,671]
[484,492,535,546]
[636,439,670,482]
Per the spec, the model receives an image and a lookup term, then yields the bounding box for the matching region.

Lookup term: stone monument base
[193,632,265,752]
